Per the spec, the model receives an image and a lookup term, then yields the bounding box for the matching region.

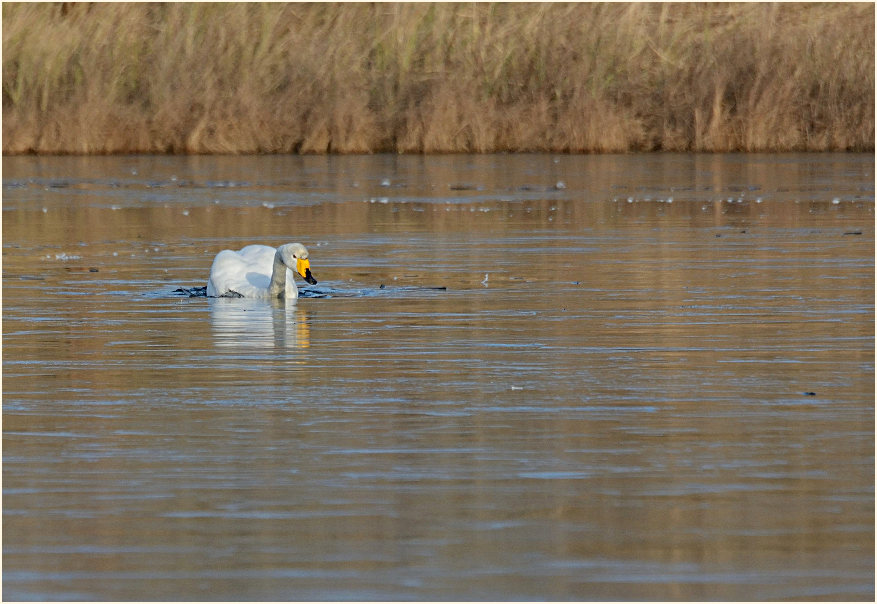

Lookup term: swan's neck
[268,252,287,298]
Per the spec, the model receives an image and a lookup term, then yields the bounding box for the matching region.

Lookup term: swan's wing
[207,247,274,298]
[236,245,278,267]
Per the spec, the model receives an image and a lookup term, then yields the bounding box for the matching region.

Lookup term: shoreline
[3,3,874,155]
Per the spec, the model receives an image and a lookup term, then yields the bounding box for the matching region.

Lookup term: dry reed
[2,2,874,154]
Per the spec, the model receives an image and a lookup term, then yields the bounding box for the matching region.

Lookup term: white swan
[206,243,317,299]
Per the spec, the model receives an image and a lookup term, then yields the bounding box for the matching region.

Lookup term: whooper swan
[206,243,317,299]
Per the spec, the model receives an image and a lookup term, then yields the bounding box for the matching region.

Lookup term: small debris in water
[843,231,863,236]
[50,252,82,261]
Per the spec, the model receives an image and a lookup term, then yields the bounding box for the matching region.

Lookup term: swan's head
[279,243,317,285]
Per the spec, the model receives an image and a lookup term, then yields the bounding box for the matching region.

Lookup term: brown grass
[2,2,874,154]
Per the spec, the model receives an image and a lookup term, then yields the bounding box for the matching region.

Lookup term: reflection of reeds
[3,3,873,154]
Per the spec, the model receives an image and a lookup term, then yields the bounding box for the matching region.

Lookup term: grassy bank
[2,2,873,154]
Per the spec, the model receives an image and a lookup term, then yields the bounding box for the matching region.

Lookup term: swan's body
[206,243,317,299]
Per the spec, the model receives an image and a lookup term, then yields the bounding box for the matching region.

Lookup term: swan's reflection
[209,297,309,349]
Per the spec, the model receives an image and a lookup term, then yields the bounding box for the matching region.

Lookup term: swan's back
[207,244,296,298]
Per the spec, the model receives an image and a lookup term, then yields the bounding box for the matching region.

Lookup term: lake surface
[3,153,874,601]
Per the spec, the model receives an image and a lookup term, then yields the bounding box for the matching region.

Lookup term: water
[3,153,874,601]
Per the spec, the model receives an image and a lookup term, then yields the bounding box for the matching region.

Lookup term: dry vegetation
[2,2,873,154]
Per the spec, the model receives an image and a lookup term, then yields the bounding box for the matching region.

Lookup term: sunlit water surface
[3,154,874,600]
